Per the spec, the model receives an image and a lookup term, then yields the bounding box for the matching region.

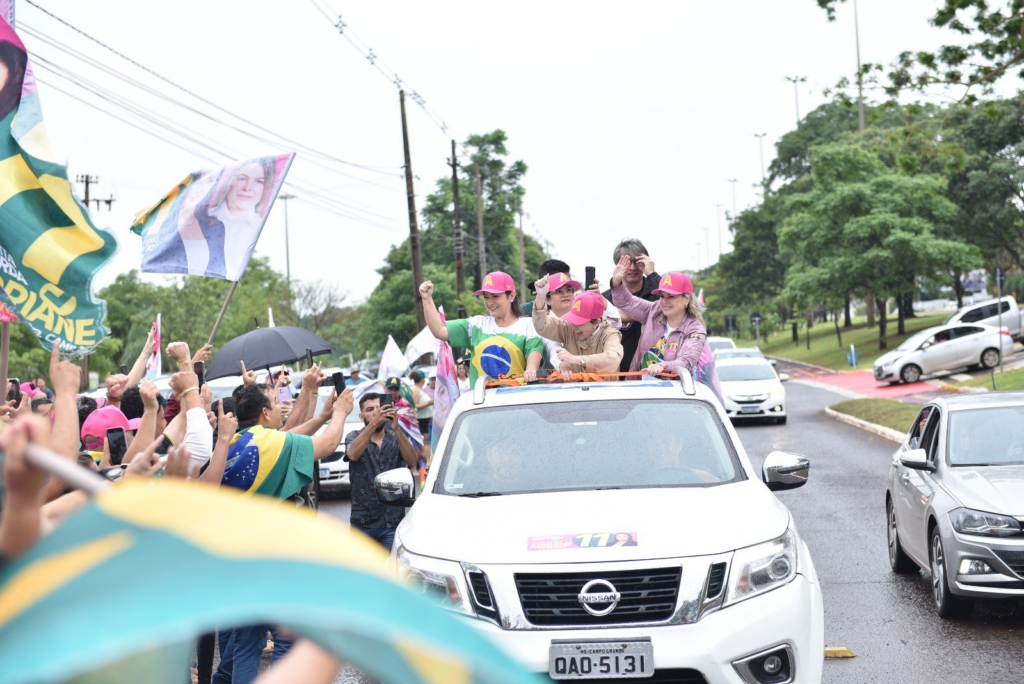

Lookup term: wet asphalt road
[317,380,1024,683]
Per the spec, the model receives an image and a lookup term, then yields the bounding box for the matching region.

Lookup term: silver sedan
[886,392,1024,617]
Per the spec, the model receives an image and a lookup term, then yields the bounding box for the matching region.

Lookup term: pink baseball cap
[651,272,694,296]
[19,382,41,398]
[475,271,516,296]
[81,406,130,447]
[547,272,581,293]
[562,292,606,325]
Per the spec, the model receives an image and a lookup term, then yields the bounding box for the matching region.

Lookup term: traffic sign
[750,312,763,326]
[725,314,737,332]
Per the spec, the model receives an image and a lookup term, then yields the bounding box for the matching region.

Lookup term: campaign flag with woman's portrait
[132,154,295,282]
[0,13,118,355]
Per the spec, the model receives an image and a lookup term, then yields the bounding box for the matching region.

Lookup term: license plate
[320,468,329,478]
[738,406,761,414]
[549,640,653,679]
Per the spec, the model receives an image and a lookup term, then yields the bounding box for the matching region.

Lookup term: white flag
[378,335,410,381]
[404,324,441,365]
[268,307,276,328]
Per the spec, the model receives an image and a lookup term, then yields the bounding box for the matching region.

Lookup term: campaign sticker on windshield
[528,532,638,551]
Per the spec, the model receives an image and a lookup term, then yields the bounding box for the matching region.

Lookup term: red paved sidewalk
[799,369,932,399]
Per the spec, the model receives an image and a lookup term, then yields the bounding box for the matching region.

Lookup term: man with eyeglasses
[601,238,661,372]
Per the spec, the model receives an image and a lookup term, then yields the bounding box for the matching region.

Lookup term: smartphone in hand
[381,393,393,408]
[305,347,314,367]
[107,427,128,466]
[119,364,129,375]
[584,266,596,291]
[8,378,20,404]
[332,371,346,395]
[278,386,292,405]
[193,360,206,388]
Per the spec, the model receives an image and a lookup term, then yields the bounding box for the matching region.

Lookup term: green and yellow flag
[0,17,116,355]
[222,425,314,499]
[0,480,542,684]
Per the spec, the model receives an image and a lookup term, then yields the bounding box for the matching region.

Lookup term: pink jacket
[611,281,707,373]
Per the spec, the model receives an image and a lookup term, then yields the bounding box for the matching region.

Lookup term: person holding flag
[419,272,544,385]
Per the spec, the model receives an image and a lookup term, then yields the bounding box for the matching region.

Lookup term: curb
[766,356,838,374]
[824,407,904,443]
[938,383,988,394]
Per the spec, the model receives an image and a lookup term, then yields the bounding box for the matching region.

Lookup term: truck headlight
[951,508,1023,539]
[396,545,471,614]
[725,528,798,606]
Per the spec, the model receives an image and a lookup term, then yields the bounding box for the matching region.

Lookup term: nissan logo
[578,579,621,616]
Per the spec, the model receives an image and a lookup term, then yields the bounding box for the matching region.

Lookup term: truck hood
[943,465,1024,516]
[398,480,791,564]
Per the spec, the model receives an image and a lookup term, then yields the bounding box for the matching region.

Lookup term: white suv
[373,376,824,683]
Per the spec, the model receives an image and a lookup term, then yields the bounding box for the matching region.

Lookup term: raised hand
[191,343,213,365]
[140,380,160,410]
[533,275,550,300]
[217,400,238,442]
[301,362,322,391]
[635,254,655,276]
[240,360,257,387]
[610,255,632,288]
[49,344,81,397]
[105,374,130,401]
[334,388,354,419]
[165,341,192,369]
[419,281,434,299]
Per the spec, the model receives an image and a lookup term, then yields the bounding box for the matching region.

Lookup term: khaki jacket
[532,306,624,373]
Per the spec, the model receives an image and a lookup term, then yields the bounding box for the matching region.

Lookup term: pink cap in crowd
[475,271,516,296]
[651,272,694,296]
[562,292,606,325]
[20,382,42,398]
[547,272,581,293]
[81,406,130,448]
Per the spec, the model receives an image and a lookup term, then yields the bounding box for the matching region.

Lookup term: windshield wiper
[459,491,504,497]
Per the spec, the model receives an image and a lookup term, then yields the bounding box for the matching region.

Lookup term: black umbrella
[206,326,335,381]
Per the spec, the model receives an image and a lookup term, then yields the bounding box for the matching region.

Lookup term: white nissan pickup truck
[373,375,824,684]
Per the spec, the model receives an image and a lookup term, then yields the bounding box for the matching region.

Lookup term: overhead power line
[23,0,401,177]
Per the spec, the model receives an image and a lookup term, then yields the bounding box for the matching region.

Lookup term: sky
[16,0,1018,307]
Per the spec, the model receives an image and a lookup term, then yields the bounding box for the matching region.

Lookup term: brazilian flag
[222,425,313,499]
[0,17,116,355]
[0,480,542,684]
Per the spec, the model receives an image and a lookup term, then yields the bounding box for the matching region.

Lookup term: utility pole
[714,203,723,257]
[703,227,712,265]
[695,242,702,271]
[448,142,464,294]
[399,91,426,329]
[474,162,486,282]
[75,174,101,391]
[784,75,807,124]
[278,193,295,287]
[728,179,738,221]
[447,141,466,316]
[754,133,767,184]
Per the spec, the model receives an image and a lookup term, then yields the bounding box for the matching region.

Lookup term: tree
[818,0,1024,109]
[291,280,347,334]
[779,145,971,349]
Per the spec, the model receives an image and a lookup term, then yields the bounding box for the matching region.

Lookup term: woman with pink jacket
[609,255,724,401]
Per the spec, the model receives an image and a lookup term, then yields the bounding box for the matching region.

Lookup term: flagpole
[25,444,111,494]
[207,281,239,346]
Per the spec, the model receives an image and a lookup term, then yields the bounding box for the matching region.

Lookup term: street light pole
[695,241,702,271]
[279,193,295,286]
[703,227,712,265]
[714,203,723,257]
[784,75,807,124]
[854,0,866,132]
[754,133,767,184]
[728,178,738,221]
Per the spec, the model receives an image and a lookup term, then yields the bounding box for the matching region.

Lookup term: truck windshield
[435,399,744,496]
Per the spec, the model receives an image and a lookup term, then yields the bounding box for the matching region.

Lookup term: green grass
[950,365,1024,391]
[758,313,949,371]
[830,398,921,434]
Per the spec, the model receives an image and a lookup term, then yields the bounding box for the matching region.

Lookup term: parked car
[886,393,1024,617]
[717,357,789,424]
[944,296,1021,341]
[707,336,737,353]
[715,347,777,366]
[373,375,824,681]
[873,323,1014,384]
